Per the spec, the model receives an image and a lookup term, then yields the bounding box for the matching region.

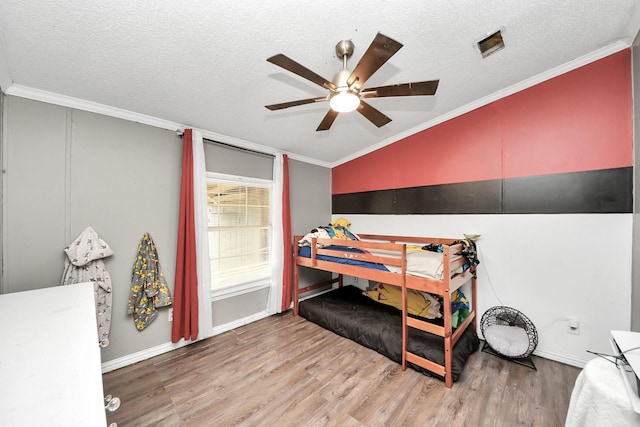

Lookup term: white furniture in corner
[0,282,107,426]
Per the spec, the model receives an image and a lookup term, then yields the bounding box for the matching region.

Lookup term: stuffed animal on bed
[330,217,351,228]
[297,227,332,247]
[298,218,359,247]
[325,217,356,240]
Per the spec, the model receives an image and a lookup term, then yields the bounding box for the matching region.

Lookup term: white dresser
[0,282,107,426]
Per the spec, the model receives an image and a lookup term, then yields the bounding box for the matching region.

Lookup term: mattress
[298,285,480,382]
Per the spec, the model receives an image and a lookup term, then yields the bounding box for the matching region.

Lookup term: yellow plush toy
[330,217,351,228]
[364,283,442,319]
[327,217,354,240]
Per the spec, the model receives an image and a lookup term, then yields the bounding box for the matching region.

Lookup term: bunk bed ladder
[402,243,455,388]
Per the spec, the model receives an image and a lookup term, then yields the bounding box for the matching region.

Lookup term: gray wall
[289,159,333,289]
[0,94,332,364]
[2,96,182,363]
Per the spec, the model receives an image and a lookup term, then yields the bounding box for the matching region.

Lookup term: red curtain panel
[172,128,199,342]
[281,154,293,312]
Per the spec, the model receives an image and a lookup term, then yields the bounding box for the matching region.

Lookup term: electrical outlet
[567,318,580,335]
[168,308,173,322]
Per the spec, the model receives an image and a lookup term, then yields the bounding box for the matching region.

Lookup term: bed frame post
[471,276,477,330]
[401,244,408,372]
[443,244,453,388]
[293,236,300,317]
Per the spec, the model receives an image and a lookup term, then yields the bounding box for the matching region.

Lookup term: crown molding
[5,84,184,130]
[4,84,333,168]
[283,152,332,168]
[331,40,630,168]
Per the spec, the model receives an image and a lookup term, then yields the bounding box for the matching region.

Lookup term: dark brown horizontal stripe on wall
[332,180,502,214]
[503,167,632,214]
[332,167,632,215]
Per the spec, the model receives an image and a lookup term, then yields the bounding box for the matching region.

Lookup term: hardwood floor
[103,312,580,427]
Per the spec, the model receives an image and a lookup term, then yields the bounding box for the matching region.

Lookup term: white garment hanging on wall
[61,226,114,347]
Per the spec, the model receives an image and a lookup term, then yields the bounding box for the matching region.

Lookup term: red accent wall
[332,49,633,195]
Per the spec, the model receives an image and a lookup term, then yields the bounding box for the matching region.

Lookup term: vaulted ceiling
[1,1,639,166]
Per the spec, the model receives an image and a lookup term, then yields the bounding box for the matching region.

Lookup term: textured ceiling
[1,1,640,166]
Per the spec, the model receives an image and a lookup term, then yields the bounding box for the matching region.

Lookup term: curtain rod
[203,138,276,159]
[176,130,275,159]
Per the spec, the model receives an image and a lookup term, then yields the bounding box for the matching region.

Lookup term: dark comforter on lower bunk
[298,285,480,382]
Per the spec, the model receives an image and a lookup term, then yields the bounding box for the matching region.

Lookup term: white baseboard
[101,310,272,373]
[478,331,590,369]
[101,340,190,373]
[533,347,589,369]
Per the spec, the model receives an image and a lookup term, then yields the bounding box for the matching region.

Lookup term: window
[207,174,272,292]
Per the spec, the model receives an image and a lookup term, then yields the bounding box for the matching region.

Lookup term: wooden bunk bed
[293,232,478,388]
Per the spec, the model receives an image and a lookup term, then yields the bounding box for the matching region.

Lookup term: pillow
[483,324,530,358]
[405,251,445,280]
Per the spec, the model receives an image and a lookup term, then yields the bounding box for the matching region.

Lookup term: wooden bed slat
[315,247,404,267]
[297,278,340,295]
[357,234,457,246]
[296,258,403,284]
[450,256,467,271]
[312,237,406,251]
[405,351,446,377]
[406,316,444,337]
[450,270,474,292]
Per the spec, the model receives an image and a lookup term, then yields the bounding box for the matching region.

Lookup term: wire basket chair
[480,306,538,370]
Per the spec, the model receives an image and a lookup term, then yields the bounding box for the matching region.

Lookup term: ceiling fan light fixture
[265,33,440,130]
[330,90,360,112]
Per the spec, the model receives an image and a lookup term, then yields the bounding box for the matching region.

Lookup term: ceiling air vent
[477,29,505,58]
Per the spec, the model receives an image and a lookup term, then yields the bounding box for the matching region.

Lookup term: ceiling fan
[265,32,439,131]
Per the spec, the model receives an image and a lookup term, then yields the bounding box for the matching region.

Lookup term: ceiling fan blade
[267,54,336,91]
[265,97,327,111]
[357,100,392,128]
[360,80,440,98]
[347,33,403,92]
[316,109,339,131]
